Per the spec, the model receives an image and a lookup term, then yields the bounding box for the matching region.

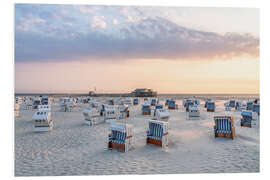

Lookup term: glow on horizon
[15,57,259,94]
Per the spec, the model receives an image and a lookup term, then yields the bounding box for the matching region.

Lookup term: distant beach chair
[106,98,114,105]
[101,105,118,123]
[108,122,133,152]
[187,105,200,120]
[133,98,139,105]
[32,110,53,132]
[165,98,173,106]
[214,116,235,139]
[153,104,163,117]
[168,100,178,110]
[59,97,74,112]
[32,98,41,109]
[146,120,169,148]
[204,98,212,108]
[38,105,51,112]
[83,107,104,126]
[252,104,260,116]
[118,105,130,119]
[207,102,215,112]
[235,101,246,111]
[142,103,151,115]
[229,100,236,108]
[246,101,253,111]
[156,109,170,121]
[151,98,158,106]
[224,102,232,111]
[240,111,255,128]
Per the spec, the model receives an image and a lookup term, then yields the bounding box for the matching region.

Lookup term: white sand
[15,98,259,176]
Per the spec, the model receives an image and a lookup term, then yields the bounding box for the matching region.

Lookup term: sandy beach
[14,97,260,176]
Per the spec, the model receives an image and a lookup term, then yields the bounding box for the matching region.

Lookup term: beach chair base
[34,125,53,132]
[168,107,176,110]
[146,138,162,147]
[241,123,252,128]
[207,109,215,112]
[143,112,151,115]
[214,131,235,139]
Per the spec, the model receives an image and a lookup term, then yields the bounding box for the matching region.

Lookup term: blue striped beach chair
[108,122,132,152]
[252,104,260,116]
[214,116,235,139]
[146,120,169,148]
[207,102,215,112]
[241,111,252,128]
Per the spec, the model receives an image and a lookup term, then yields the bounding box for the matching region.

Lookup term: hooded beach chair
[246,101,253,111]
[240,111,253,128]
[168,100,178,110]
[252,104,260,116]
[108,122,133,152]
[155,109,170,121]
[204,98,212,108]
[214,116,235,139]
[32,110,53,132]
[142,103,151,115]
[229,100,236,108]
[153,104,163,117]
[83,107,104,126]
[118,105,130,119]
[133,98,139,105]
[151,98,158,106]
[224,102,232,111]
[146,120,169,148]
[207,101,215,112]
[187,105,200,120]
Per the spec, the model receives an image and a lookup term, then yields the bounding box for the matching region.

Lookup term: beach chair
[168,100,178,110]
[151,98,158,106]
[224,102,232,111]
[246,101,253,111]
[146,120,169,148]
[229,100,236,108]
[235,101,246,111]
[59,97,74,112]
[204,98,212,108]
[185,101,194,112]
[38,105,51,112]
[156,109,170,121]
[214,116,235,139]
[32,98,41,109]
[252,104,260,116]
[102,105,118,123]
[32,110,53,132]
[187,105,200,120]
[207,102,215,112]
[165,98,173,106]
[142,103,151,115]
[241,111,254,128]
[118,105,130,119]
[133,98,139,105]
[83,107,104,126]
[153,104,163,117]
[108,122,133,152]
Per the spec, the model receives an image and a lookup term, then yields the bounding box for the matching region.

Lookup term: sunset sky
[14,4,259,94]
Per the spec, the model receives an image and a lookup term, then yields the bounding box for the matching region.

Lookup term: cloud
[91,16,106,29]
[15,16,259,62]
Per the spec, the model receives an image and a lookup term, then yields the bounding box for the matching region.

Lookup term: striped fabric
[147,122,164,140]
[109,130,127,144]
[215,118,232,133]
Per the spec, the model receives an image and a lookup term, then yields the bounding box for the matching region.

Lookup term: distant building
[88,91,96,96]
[131,88,157,97]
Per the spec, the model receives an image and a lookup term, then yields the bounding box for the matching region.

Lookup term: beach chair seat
[108,123,132,152]
[214,116,235,139]
[146,120,169,148]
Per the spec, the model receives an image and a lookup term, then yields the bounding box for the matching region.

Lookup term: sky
[14,4,260,94]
